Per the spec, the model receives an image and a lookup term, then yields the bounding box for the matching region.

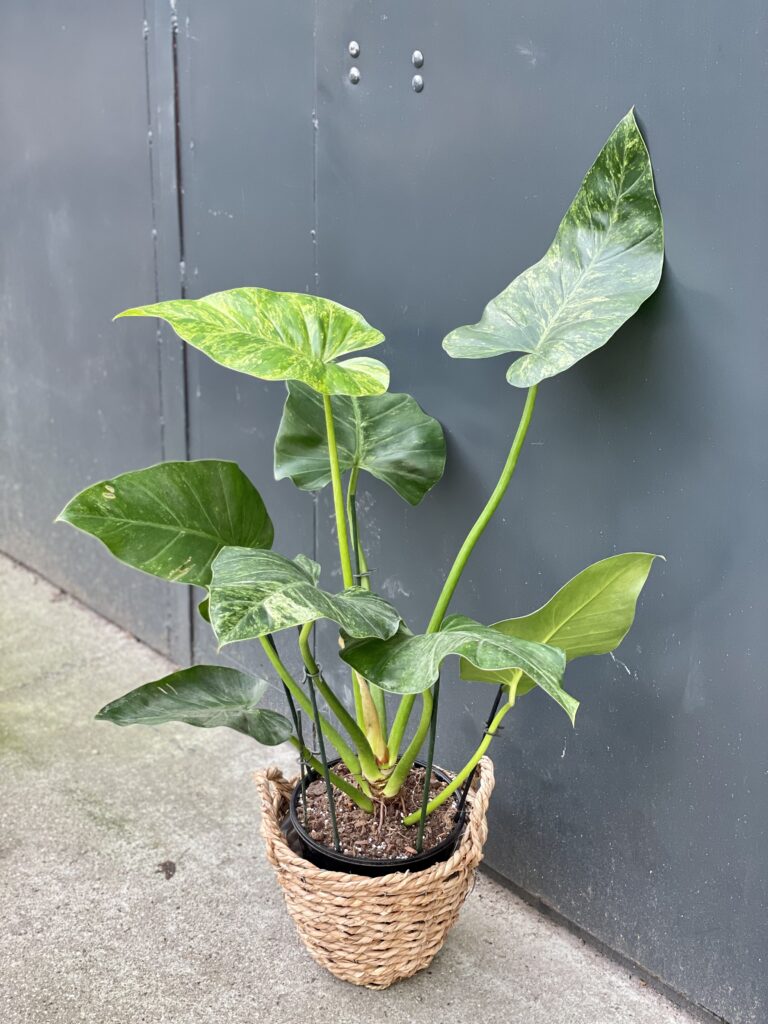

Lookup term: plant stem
[427,385,538,633]
[305,665,340,850]
[386,693,412,765]
[346,466,364,581]
[298,622,382,783]
[416,677,440,852]
[259,635,363,782]
[390,387,539,764]
[382,690,433,797]
[342,461,388,754]
[323,393,355,589]
[454,683,505,821]
[387,694,415,764]
[279,673,308,822]
[287,737,373,812]
[402,697,513,825]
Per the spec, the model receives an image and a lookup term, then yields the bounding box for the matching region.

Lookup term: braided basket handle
[255,765,295,808]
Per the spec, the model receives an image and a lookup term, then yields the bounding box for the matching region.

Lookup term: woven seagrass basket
[256,757,495,989]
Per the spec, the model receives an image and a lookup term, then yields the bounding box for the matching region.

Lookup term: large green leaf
[340,614,576,722]
[274,382,446,505]
[96,665,293,746]
[57,460,273,586]
[209,547,402,646]
[116,288,389,397]
[461,553,659,690]
[443,109,663,387]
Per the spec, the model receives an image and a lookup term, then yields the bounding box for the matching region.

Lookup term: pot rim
[288,758,467,873]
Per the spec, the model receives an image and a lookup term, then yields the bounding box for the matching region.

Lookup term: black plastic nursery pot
[287,759,466,877]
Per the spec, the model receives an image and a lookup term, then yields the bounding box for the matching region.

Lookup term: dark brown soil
[298,765,460,861]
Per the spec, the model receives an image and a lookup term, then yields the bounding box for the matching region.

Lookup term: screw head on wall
[348,40,360,58]
[412,74,424,93]
[411,49,424,68]
[348,66,361,85]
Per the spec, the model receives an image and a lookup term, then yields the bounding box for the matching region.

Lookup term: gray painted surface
[175,1,316,680]
[1,4,765,1022]
[0,1,189,660]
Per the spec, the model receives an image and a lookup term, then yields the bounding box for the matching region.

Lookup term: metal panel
[173,1,316,675]
[314,4,768,1022]
[0,1,189,659]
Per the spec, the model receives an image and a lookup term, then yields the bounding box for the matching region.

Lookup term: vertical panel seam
[144,0,193,662]
[311,0,320,665]
[141,0,166,461]
[142,0,178,658]
[170,1,195,664]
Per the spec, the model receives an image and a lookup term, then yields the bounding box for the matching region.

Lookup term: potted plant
[57,109,664,988]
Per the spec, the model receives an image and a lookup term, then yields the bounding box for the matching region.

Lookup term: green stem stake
[416,676,441,853]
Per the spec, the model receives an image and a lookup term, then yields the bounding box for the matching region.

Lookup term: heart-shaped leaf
[96,665,293,745]
[443,109,663,387]
[209,547,402,646]
[57,460,273,586]
[461,553,659,690]
[340,614,575,722]
[116,288,389,397]
[274,382,446,505]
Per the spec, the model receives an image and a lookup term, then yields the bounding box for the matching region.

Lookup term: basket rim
[256,756,495,889]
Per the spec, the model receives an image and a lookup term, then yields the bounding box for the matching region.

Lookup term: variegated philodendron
[58,109,664,837]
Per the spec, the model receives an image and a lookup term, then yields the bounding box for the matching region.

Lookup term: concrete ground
[0,554,703,1024]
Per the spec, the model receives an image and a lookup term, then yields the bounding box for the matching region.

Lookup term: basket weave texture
[256,757,495,989]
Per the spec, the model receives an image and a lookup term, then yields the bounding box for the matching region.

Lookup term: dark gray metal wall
[2,4,765,1022]
[0,1,189,660]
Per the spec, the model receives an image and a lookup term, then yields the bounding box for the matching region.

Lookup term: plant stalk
[259,635,363,783]
[279,672,308,823]
[416,676,440,852]
[298,622,382,783]
[454,683,505,822]
[305,666,340,850]
[402,697,513,825]
[427,385,538,633]
[389,386,538,769]
[287,737,373,812]
[346,468,388,744]
[382,690,433,797]
[386,693,414,765]
[323,393,355,589]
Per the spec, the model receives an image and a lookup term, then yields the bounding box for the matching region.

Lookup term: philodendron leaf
[274,382,446,505]
[57,460,273,586]
[209,547,402,646]
[96,665,293,745]
[116,288,389,397]
[461,553,659,691]
[443,109,664,387]
[340,615,576,722]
